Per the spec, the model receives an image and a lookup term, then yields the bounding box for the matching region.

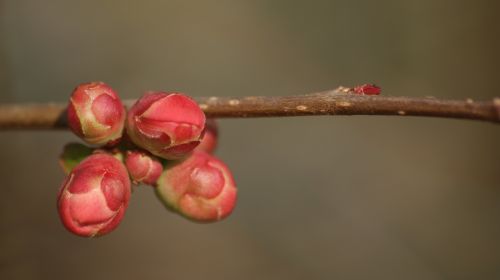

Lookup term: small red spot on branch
[352,84,381,95]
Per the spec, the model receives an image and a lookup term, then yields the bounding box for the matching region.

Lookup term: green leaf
[59,143,93,174]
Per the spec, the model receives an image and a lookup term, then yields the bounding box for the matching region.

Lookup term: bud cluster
[58,82,237,237]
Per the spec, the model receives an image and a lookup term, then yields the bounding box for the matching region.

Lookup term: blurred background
[1,1,500,279]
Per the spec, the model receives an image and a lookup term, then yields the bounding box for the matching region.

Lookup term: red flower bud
[125,150,163,185]
[194,119,218,154]
[126,92,206,159]
[352,84,381,95]
[156,151,237,222]
[67,82,126,146]
[57,153,131,237]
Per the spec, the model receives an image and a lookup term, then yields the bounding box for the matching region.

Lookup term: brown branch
[0,89,499,129]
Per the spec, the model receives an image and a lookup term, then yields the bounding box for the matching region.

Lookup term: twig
[0,89,499,129]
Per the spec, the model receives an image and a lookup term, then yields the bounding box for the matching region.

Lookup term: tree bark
[0,89,499,129]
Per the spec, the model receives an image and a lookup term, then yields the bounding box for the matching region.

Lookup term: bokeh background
[1,1,500,279]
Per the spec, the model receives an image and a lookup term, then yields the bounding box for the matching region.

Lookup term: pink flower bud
[194,119,218,154]
[57,153,131,237]
[125,150,163,185]
[352,84,381,95]
[67,82,126,146]
[156,151,237,222]
[126,92,206,159]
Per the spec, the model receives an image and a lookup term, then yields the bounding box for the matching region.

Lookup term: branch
[0,88,499,129]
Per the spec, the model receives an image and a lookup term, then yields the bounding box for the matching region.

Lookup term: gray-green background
[1,1,499,279]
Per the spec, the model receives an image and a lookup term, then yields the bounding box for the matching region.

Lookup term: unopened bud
[125,150,163,185]
[194,119,218,153]
[126,92,206,159]
[57,153,131,237]
[67,82,126,146]
[156,151,237,222]
[352,84,381,95]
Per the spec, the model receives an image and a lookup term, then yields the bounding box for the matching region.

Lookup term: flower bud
[194,119,218,154]
[125,150,163,185]
[67,82,126,146]
[126,92,206,159]
[352,84,381,95]
[156,151,237,222]
[57,153,131,237]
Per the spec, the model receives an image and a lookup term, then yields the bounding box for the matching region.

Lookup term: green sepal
[59,143,93,174]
